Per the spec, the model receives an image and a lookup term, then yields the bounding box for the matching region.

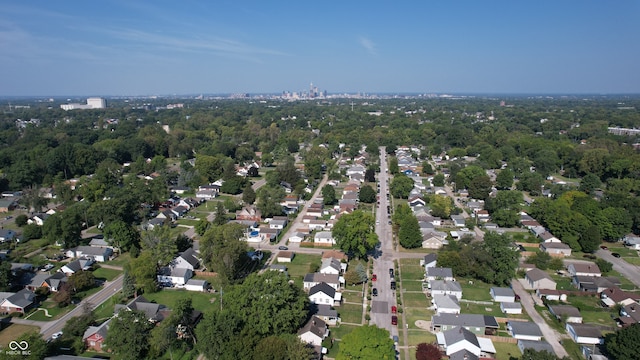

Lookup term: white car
[51,331,63,340]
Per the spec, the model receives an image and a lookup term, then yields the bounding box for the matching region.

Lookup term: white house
[319,258,341,275]
[490,287,515,303]
[184,279,208,292]
[304,273,340,291]
[157,267,193,286]
[298,316,329,347]
[421,253,437,270]
[315,304,340,326]
[567,263,601,277]
[314,231,335,245]
[309,282,342,307]
[623,234,640,250]
[435,327,496,358]
[66,246,113,262]
[269,219,287,230]
[430,280,463,300]
[566,323,603,345]
[60,258,94,275]
[426,267,454,282]
[507,321,543,341]
[172,248,199,271]
[432,294,461,314]
[422,231,447,249]
[500,302,523,314]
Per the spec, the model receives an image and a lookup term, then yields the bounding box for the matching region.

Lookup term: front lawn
[0,324,40,347]
[93,267,121,281]
[402,292,429,308]
[338,303,363,324]
[105,253,131,267]
[404,307,434,330]
[398,258,424,281]
[406,329,435,347]
[25,299,70,321]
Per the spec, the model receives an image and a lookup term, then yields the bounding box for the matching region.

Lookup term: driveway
[511,280,568,358]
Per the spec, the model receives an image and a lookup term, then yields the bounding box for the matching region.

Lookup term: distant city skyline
[1,1,639,96]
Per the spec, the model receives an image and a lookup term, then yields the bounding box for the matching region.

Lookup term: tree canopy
[332,210,378,259]
[337,325,395,360]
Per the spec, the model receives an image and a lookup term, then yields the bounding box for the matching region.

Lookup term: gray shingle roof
[508,321,543,337]
[309,282,336,298]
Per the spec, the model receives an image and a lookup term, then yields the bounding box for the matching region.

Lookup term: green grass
[341,289,364,304]
[105,253,132,267]
[283,253,322,283]
[550,274,574,291]
[402,292,429,308]
[176,219,200,226]
[402,280,425,292]
[93,267,121,281]
[404,307,434,330]
[406,329,435,346]
[0,324,40,347]
[492,342,522,360]
[459,302,504,317]
[25,299,70,321]
[561,338,585,360]
[331,323,358,340]
[338,303,363,324]
[139,289,220,313]
[398,258,424,280]
[625,257,640,266]
[459,278,493,301]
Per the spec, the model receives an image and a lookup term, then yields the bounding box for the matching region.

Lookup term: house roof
[601,287,640,303]
[569,262,601,274]
[423,253,437,265]
[442,326,479,348]
[315,304,338,318]
[185,279,208,287]
[309,282,336,298]
[526,268,555,282]
[518,339,555,354]
[304,273,340,284]
[491,287,515,297]
[432,313,498,328]
[115,296,166,321]
[508,321,543,337]
[321,258,341,272]
[322,250,347,261]
[549,305,581,318]
[448,350,479,360]
[430,280,462,293]
[427,267,453,278]
[5,289,35,308]
[297,316,327,339]
[82,318,111,340]
[178,248,199,268]
[568,323,602,338]
[433,294,460,309]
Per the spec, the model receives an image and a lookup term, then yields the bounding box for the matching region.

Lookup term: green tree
[495,168,514,190]
[579,225,601,253]
[332,210,379,259]
[257,185,285,218]
[220,175,247,195]
[195,218,211,236]
[421,162,434,175]
[42,211,82,248]
[337,325,395,360]
[358,185,376,203]
[15,214,28,227]
[21,224,42,241]
[390,173,414,199]
[364,168,376,182]
[106,309,154,360]
[455,165,485,190]
[122,268,136,298]
[432,173,445,187]
[399,213,422,249]
[128,250,158,293]
[225,271,308,337]
[468,174,492,200]
[69,270,96,292]
[596,258,613,274]
[199,223,248,283]
[0,261,11,291]
[388,157,399,174]
[579,173,601,195]
[482,232,519,286]
[605,323,640,360]
[429,195,454,218]
[140,225,177,266]
[196,310,249,360]
[103,220,141,252]
[213,201,228,226]
[242,183,256,205]
[322,184,337,205]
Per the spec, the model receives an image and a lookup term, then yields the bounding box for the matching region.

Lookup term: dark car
[372,288,378,296]
[391,315,398,325]
[278,246,288,250]
[389,268,394,276]
[612,253,621,258]
[600,245,608,250]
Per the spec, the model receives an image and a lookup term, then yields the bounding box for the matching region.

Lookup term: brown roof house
[525,268,557,290]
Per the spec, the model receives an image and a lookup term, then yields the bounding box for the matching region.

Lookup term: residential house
[269,219,287,230]
[431,313,499,335]
[308,220,327,231]
[61,258,94,275]
[435,326,497,358]
[314,231,335,246]
[114,296,169,323]
[288,232,306,243]
[517,340,555,355]
[573,276,620,293]
[320,258,341,275]
[432,294,461,314]
[309,282,342,307]
[27,213,49,226]
[540,242,572,257]
[184,279,209,292]
[0,199,16,213]
[566,323,603,345]
[421,253,437,269]
[429,280,463,300]
[83,318,111,352]
[170,206,188,218]
[567,263,601,277]
[421,231,447,249]
[507,321,543,341]
[600,287,640,307]
[27,272,67,293]
[0,229,17,243]
[451,215,466,227]
[539,231,560,243]
[623,234,640,250]
[500,302,523,314]
[277,251,294,263]
[66,246,113,262]
[195,189,217,200]
[0,289,36,314]
[536,289,568,302]
[303,273,340,291]
[157,266,193,286]
[618,302,640,326]
[548,305,583,323]
[89,237,111,249]
[235,206,262,221]
[298,316,329,347]
[322,250,348,262]
[157,209,177,222]
[525,268,557,290]
[475,210,490,222]
[426,267,454,282]
[408,196,426,208]
[314,304,340,326]
[171,248,200,271]
[490,287,515,303]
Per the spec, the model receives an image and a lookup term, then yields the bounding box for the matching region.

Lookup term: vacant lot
[0,324,40,347]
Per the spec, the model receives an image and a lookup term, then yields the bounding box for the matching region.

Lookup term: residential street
[511,279,569,358]
[596,249,640,288]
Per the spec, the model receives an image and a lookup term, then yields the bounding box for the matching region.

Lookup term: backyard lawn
[459,278,494,301]
[141,289,220,313]
[283,253,322,284]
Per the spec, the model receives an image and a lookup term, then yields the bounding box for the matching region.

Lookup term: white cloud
[359,36,377,56]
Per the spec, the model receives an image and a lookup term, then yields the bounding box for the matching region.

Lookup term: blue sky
[1,1,638,96]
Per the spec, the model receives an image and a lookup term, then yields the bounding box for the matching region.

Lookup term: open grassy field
[142,289,220,313]
[493,342,522,360]
[338,303,363,324]
[398,258,424,281]
[0,324,40,347]
[459,278,494,301]
[402,292,429,308]
[284,253,322,284]
[93,267,121,281]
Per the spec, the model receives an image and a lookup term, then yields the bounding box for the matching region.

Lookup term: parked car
[372,274,377,281]
[372,288,378,296]
[389,268,394,277]
[278,246,288,250]
[600,245,608,250]
[51,331,63,340]
[391,305,397,314]
[391,315,398,325]
[612,253,621,258]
